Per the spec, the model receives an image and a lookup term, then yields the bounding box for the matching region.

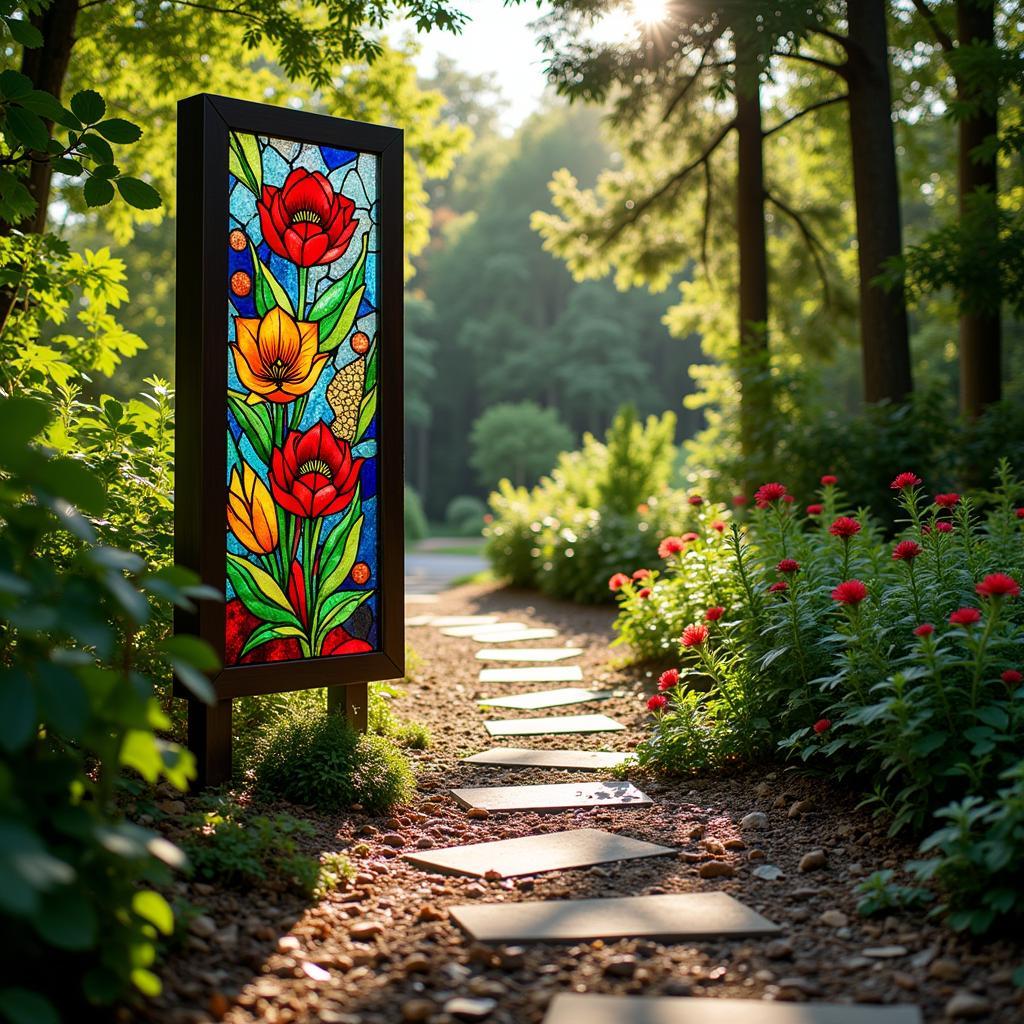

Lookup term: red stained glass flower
[658,536,685,558]
[813,718,832,734]
[976,573,1020,599]
[806,503,823,516]
[892,540,922,561]
[270,422,363,519]
[767,581,789,594]
[913,623,935,637]
[647,694,668,712]
[776,558,800,574]
[832,579,868,605]
[949,607,982,626]
[258,168,359,267]
[705,606,725,621]
[934,493,959,508]
[820,475,838,486]
[681,623,709,648]
[829,516,861,538]
[754,482,788,508]
[890,471,923,490]
[608,572,630,592]
[658,668,679,691]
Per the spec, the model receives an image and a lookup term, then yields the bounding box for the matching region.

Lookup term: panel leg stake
[188,696,233,788]
[328,681,368,732]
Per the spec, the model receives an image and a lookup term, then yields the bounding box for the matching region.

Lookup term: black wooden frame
[175,94,404,785]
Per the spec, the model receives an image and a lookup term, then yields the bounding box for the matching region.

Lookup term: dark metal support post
[327,682,369,731]
[187,697,233,787]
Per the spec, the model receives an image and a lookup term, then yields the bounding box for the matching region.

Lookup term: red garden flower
[754,482,788,508]
[820,474,838,486]
[832,579,868,605]
[767,581,790,594]
[681,532,699,543]
[704,606,725,621]
[1016,508,1024,519]
[813,718,832,734]
[934,493,960,508]
[658,536,685,558]
[776,558,800,574]
[681,623,709,648]
[258,168,359,267]
[829,516,861,538]
[892,540,922,561]
[913,623,935,637]
[782,494,795,504]
[637,502,650,515]
[733,494,748,506]
[688,494,704,506]
[638,587,652,600]
[890,471,923,490]
[1001,669,1022,686]
[647,694,668,712]
[608,572,630,592]
[632,568,652,580]
[976,573,1020,599]
[710,520,726,533]
[806,503,823,516]
[935,520,954,533]
[949,607,982,626]
[658,668,679,691]
[269,423,363,519]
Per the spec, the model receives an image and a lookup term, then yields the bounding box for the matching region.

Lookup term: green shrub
[405,485,429,544]
[445,494,486,536]
[0,397,217,1019]
[249,706,415,812]
[369,682,431,750]
[615,464,1024,932]
[471,401,574,489]
[182,799,352,898]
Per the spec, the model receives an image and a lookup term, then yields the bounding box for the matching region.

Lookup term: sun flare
[630,0,669,25]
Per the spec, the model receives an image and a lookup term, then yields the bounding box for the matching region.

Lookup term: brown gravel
[135,582,1024,1024]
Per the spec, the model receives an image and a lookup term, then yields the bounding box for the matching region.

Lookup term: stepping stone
[404,827,674,879]
[464,747,631,770]
[477,687,613,710]
[441,622,527,637]
[452,892,780,944]
[479,666,584,684]
[471,628,558,643]
[485,713,624,737]
[475,648,584,662]
[405,594,440,604]
[429,615,502,627]
[451,780,651,812]
[542,995,921,1024]
[406,614,436,626]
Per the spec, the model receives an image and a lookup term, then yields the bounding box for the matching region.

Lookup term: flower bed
[611,466,1024,935]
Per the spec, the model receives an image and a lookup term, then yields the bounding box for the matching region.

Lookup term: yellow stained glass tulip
[227,463,279,555]
[230,307,328,404]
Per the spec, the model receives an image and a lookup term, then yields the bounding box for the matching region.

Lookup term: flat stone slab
[405,827,674,879]
[479,666,584,684]
[404,594,440,604]
[406,614,437,626]
[452,892,780,944]
[476,648,584,662]
[429,615,501,627]
[441,622,526,637]
[451,780,651,812]
[477,687,613,710]
[485,714,625,737]
[463,747,631,770]
[542,995,921,1024]
[471,628,559,643]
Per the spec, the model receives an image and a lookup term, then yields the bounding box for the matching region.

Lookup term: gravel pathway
[143,581,1024,1024]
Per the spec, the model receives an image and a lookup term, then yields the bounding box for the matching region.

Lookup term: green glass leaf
[116,176,161,210]
[83,175,115,208]
[69,88,105,124]
[314,590,371,650]
[364,339,378,391]
[240,621,305,658]
[316,488,360,581]
[355,386,377,443]
[228,131,262,195]
[5,105,49,150]
[308,233,368,322]
[94,117,142,144]
[226,553,301,628]
[227,390,273,465]
[246,239,295,317]
[319,286,365,352]
[317,513,363,602]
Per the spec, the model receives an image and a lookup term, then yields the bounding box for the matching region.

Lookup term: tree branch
[699,156,713,276]
[807,26,852,53]
[603,119,736,246]
[765,188,832,307]
[664,46,710,122]
[911,0,956,54]
[771,49,847,78]
[763,93,848,138]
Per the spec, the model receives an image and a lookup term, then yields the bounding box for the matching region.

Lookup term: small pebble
[799,849,827,872]
[945,993,992,1020]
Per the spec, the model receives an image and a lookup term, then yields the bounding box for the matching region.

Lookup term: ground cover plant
[607,466,1024,935]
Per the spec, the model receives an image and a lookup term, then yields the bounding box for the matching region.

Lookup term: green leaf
[52,157,83,176]
[17,90,68,123]
[77,132,114,164]
[0,397,50,465]
[130,969,162,998]
[0,70,32,99]
[227,391,273,465]
[318,512,363,602]
[31,455,106,513]
[228,131,262,195]
[94,117,142,144]
[315,590,371,650]
[35,885,97,951]
[132,890,173,936]
[69,89,105,124]
[319,286,365,352]
[0,989,59,1024]
[116,176,161,210]
[160,634,220,672]
[355,386,377,442]
[169,659,215,704]
[83,175,114,207]
[91,162,118,180]
[226,553,301,628]
[120,729,165,783]
[0,668,35,753]
[35,664,89,739]
[247,239,295,317]
[240,621,305,657]
[5,105,49,150]
[364,339,378,391]
[308,234,368,322]
[5,17,44,49]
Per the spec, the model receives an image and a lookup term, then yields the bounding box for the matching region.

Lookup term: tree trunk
[12,0,80,233]
[844,0,913,404]
[734,37,770,471]
[957,0,1000,417]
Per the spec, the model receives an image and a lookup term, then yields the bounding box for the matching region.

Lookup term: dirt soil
[141,582,1024,1024]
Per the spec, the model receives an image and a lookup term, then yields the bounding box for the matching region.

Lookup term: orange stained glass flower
[231,307,329,404]
[227,462,279,554]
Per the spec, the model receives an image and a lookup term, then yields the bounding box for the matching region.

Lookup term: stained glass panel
[224,132,380,666]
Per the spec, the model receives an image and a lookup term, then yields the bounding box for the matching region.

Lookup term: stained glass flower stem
[297,265,309,320]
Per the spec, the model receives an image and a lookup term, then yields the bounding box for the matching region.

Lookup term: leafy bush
[249,705,415,812]
[445,494,486,536]
[182,799,352,898]
[471,401,574,489]
[405,485,429,544]
[485,406,682,603]
[613,465,1024,932]
[368,681,431,750]
[0,398,217,1021]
